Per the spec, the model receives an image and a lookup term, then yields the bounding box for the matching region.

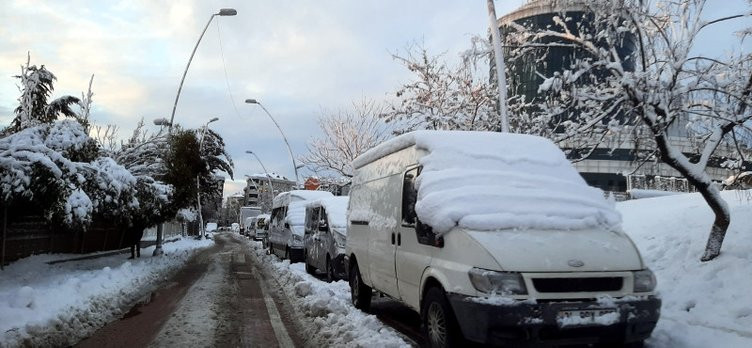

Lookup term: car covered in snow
[303,196,349,281]
[345,130,660,347]
[269,190,334,262]
[251,213,270,241]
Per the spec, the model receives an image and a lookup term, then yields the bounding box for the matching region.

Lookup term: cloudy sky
[0,0,749,197]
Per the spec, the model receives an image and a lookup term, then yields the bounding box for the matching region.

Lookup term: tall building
[243,173,296,212]
[499,0,739,194]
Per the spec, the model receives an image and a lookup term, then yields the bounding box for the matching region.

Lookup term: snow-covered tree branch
[300,99,390,177]
[507,0,752,261]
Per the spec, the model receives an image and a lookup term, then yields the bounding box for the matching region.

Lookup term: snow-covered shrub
[0,120,172,230]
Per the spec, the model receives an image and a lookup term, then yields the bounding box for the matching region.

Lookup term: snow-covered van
[269,190,333,262]
[252,213,271,241]
[345,131,660,347]
[303,196,349,281]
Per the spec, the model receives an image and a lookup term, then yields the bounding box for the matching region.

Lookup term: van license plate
[556,309,618,327]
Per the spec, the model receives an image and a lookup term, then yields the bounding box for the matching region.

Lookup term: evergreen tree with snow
[5,54,79,134]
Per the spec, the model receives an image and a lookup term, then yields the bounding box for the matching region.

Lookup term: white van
[269,190,333,262]
[345,131,660,347]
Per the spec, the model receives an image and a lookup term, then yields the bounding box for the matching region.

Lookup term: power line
[216,20,243,120]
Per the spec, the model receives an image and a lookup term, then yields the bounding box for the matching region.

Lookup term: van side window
[305,207,318,234]
[402,167,436,246]
[402,167,419,226]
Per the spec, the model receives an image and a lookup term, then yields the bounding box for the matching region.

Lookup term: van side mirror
[284,222,290,229]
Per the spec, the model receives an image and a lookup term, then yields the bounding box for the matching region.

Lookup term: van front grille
[532,277,623,293]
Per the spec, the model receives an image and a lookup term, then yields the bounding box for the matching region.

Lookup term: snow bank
[244,242,409,347]
[619,191,752,347]
[307,196,349,228]
[0,237,213,347]
[354,131,620,234]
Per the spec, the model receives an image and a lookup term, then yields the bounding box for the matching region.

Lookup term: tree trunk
[654,134,730,261]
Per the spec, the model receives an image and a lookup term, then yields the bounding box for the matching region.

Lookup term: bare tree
[508,0,752,261]
[383,43,498,133]
[300,99,391,177]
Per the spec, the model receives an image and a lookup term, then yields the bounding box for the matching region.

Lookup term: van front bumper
[447,294,660,346]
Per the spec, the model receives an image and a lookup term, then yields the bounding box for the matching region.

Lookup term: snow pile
[354,131,620,234]
[619,191,752,347]
[244,242,409,347]
[0,237,213,347]
[307,196,349,228]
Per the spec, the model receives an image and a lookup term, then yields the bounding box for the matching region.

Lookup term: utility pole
[487,0,510,133]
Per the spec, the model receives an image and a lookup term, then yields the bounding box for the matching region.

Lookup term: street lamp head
[209,117,219,123]
[217,8,237,16]
[154,118,172,126]
[245,99,259,104]
[245,150,254,154]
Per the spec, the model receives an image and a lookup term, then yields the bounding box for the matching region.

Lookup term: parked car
[269,190,333,262]
[303,196,349,282]
[252,213,270,242]
[231,223,240,233]
[205,222,218,233]
[345,131,660,348]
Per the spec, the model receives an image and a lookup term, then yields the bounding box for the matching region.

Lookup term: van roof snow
[354,131,622,234]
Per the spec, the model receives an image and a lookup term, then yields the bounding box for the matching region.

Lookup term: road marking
[256,271,295,348]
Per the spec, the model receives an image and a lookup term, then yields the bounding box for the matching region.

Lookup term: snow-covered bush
[0,120,171,230]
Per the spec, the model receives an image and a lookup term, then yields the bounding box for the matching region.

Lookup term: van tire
[422,287,461,348]
[326,256,334,283]
[305,251,316,275]
[349,261,371,311]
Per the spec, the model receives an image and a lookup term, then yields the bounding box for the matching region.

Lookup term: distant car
[304,197,349,282]
[205,222,218,232]
[252,214,270,242]
[231,223,240,233]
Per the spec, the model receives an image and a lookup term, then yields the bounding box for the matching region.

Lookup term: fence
[0,207,162,268]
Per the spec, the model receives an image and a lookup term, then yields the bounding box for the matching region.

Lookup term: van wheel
[422,287,461,348]
[349,261,371,311]
[305,251,316,275]
[326,256,334,283]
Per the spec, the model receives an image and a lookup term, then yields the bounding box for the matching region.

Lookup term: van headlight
[468,268,527,295]
[633,269,656,292]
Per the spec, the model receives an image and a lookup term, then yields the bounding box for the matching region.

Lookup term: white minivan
[269,190,333,262]
[345,131,660,347]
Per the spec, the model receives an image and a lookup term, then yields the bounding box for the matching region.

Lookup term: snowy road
[75,233,306,347]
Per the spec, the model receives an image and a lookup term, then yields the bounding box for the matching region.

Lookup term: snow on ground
[619,190,752,348]
[243,241,409,348]
[0,237,213,348]
[149,246,235,348]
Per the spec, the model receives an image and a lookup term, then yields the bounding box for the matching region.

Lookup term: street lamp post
[154,8,236,256]
[168,8,237,133]
[245,151,275,211]
[196,117,219,240]
[245,99,300,185]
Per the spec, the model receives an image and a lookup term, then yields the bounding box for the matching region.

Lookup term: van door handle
[391,233,395,245]
[397,233,401,246]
